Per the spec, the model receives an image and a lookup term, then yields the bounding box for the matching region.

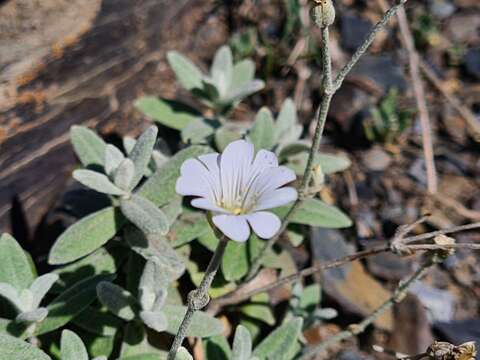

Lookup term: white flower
[176,140,297,242]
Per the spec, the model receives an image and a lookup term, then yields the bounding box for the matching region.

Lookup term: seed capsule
[312,0,336,28]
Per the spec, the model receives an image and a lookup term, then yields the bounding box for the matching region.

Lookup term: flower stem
[167,234,229,360]
[245,0,408,281]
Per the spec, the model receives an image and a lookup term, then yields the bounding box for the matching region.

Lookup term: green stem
[167,234,229,360]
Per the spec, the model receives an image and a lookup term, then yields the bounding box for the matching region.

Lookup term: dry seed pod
[455,341,476,360]
[312,0,335,28]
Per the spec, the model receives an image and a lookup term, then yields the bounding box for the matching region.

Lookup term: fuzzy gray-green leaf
[73,170,125,195]
[211,46,233,96]
[120,195,169,235]
[274,198,352,228]
[275,98,302,144]
[249,107,275,151]
[97,282,139,321]
[231,59,255,89]
[129,126,158,189]
[253,318,303,360]
[134,97,200,131]
[29,273,58,309]
[61,330,89,360]
[181,119,215,144]
[48,207,122,265]
[138,146,210,206]
[16,308,48,323]
[232,325,253,360]
[163,305,223,338]
[0,333,51,360]
[176,347,193,360]
[0,234,35,290]
[167,51,204,91]
[70,125,107,168]
[36,274,114,336]
[140,310,168,332]
[222,241,248,282]
[105,144,125,176]
[114,158,135,191]
[223,80,264,105]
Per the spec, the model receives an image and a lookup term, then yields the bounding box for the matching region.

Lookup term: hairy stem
[245,0,408,281]
[167,234,229,359]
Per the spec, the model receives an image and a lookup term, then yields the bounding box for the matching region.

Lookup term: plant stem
[299,257,435,359]
[167,234,229,360]
[246,0,408,281]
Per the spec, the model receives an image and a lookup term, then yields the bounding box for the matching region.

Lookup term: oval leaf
[129,126,158,189]
[120,195,169,235]
[248,107,275,151]
[70,126,106,167]
[73,170,125,196]
[61,330,89,360]
[253,318,303,360]
[0,334,51,360]
[48,207,123,265]
[232,325,253,360]
[97,282,139,321]
[163,305,223,338]
[167,51,204,91]
[0,234,35,290]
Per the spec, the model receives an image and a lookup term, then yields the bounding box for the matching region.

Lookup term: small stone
[464,48,480,79]
[361,147,392,171]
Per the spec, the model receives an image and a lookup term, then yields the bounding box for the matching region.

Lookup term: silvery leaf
[129,126,158,189]
[167,51,204,91]
[211,46,233,96]
[114,158,135,192]
[231,59,255,89]
[232,325,253,360]
[16,308,48,324]
[29,273,59,309]
[139,260,168,311]
[61,329,88,360]
[223,80,264,104]
[0,283,23,311]
[96,282,139,321]
[123,136,136,155]
[0,334,51,360]
[0,233,36,290]
[120,194,169,235]
[274,98,302,144]
[73,170,126,196]
[105,144,125,176]
[70,125,106,168]
[175,347,193,360]
[140,310,168,332]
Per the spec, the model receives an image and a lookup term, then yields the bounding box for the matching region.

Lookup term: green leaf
[299,284,321,311]
[175,347,193,360]
[274,198,352,228]
[253,318,303,360]
[52,247,119,292]
[129,126,158,189]
[70,125,107,167]
[274,98,301,144]
[120,195,169,235]
[211,46,233,96]
[170,211,211,247]
[240,294,275,326]
[105,144,125,176]
[114,159,135,191]
[36,274,114,336]
[61,330,89,360]
[197,228,218,252]
[73,170,126,196]
[232,325,253,360]
[316,153,351,174]
[231,59,255,89]
[167,51,204,91]
[181,119,215,144]
[223,80,264,105]
[222,241,248,282]
[138,145,210,206]
[29,273,58,309]
[139,310,168,332]
[214,126,243,152]
[48,207,123,265]
[97,282,139,321]
[203,335,232,360]
[125,228,185,282]
[248,107,275,151]
[72,306,123,336]
[120,355,164,360]
[0,234,35,290]
[135,97,200,131]
[163,305,223,338]
[0,333,51,360]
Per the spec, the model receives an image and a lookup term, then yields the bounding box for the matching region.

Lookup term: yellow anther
[233,208,243,215]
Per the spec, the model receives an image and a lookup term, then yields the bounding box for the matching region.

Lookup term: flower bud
[312,0,336,28]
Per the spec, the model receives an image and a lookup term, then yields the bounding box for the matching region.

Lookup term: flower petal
[254,187,298,211]
[212,214,250,242]
[246,211,281,239]
[176,157,219,201]
[251,166,296,196]
[191,198,229,214]
[220,140,255,206]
